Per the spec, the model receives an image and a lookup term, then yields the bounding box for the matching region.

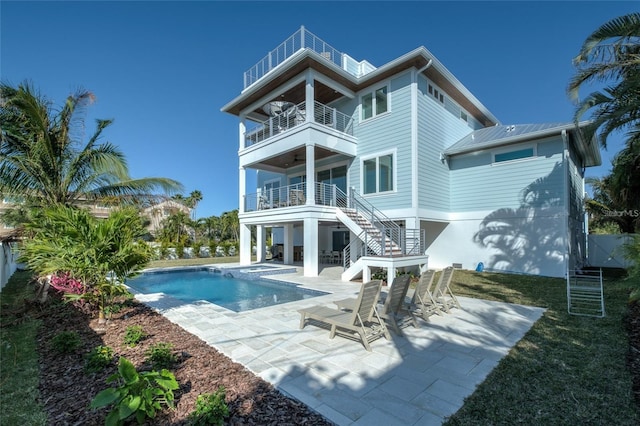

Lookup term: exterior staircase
[334,188,424,281]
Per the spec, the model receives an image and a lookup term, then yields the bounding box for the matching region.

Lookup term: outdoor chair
[410,269,443,321]
[289,189,305,206]
[298,280,390,351]
[432,266,460,313]
[334,275,417,336]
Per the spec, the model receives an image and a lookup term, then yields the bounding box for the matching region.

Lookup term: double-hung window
[361,86,388,120]
[363,153,394,194]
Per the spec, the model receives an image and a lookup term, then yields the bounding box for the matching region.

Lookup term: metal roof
[444,122,601,167]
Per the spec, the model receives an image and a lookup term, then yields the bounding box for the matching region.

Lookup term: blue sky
[1,1,636,219]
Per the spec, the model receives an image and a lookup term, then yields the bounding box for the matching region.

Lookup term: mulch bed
[35,293,334,425]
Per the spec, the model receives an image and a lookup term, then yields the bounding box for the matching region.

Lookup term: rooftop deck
[244,26,376,89]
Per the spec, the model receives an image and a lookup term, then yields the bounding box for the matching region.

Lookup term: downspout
[561,129,571,276]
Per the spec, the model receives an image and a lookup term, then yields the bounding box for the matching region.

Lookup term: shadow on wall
[473,162,566,275]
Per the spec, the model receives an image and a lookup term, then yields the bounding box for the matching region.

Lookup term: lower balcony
[244,182,344,212]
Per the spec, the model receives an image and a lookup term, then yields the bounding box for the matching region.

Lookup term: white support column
[306,143,315,205]
[239,115,247,214]
[303,217,319,277]
[283,224,294,264]
[239,223,252,266]
[239,166,246,214]
[387,266,397,286]
[256,225,266,263]
[362,264,371,282]
[305,70,314,123]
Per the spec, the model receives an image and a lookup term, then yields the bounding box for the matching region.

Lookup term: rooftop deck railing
[244,101,354,148]
[244,26,342,89]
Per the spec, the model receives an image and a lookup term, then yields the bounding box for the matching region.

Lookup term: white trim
[360,148,397,195]
[359,82,391,122]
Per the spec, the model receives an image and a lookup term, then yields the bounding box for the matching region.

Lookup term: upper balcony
[243,26,375,90]
[244,100,354,148]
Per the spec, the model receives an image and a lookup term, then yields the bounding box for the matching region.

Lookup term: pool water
[127,268,328,312]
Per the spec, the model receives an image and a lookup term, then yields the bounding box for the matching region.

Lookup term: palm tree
[568,13,640,148]
[186,189,203,219]
[0,81,183,213]
[220,209,239,242]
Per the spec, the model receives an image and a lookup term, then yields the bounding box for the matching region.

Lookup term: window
[361,86,388,120]
[363,153,394,194]
[428,84,444,104]
[494,147,535,163]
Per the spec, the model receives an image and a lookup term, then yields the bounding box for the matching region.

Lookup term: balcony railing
[245,182,344,212]
[244,101,354,148]
[244,26,343,89]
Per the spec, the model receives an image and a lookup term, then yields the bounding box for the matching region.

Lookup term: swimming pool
[126,268,328,312]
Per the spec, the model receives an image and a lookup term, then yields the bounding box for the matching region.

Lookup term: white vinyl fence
[0,241,19,291]
[587,234,636,269]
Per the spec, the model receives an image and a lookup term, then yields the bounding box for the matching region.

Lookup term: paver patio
[133,265,545,425]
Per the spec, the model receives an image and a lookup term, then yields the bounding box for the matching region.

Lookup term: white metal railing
[245,182,307,212]
[244,26,343,88]
[244,101,354,147]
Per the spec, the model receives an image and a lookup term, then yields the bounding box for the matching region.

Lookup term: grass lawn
[444,270,639,425]
[0,270,47,426]
[1,264,638,424]
[146,255,242,269]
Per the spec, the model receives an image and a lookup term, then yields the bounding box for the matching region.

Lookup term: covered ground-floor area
[238,209,429,281]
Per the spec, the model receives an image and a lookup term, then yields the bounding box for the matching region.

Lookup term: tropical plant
[219,209,239,242]
[186,190,203,219]
[20,205,152,321]
[144,342,177,370]
[568,13,640,148]
[0,81,183,223]
[85,345,115,373]
[123,325,146,347]
[90,357,179,426]
[159,210,193,244]
[585,150,640,234]
[188,387,229,426]
[51,330,82,354]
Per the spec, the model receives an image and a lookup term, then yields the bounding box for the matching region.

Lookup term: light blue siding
[450,137,565,211]
[567,144,586,269]
[350,72,413,210]
[417,76,473,211]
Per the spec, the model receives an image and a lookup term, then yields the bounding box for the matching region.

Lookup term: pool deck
[133,263,545,426]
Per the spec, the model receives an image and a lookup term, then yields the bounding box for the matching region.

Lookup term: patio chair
[298,280,390,351]
[432,266,460,313]
[289,189,305,206]
[334,275,417,336]
[410,269,443,321]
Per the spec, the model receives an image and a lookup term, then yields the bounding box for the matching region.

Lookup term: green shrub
[51,330,82,354]
[90,357,179,426]
[145,342,177,370]
[188,387,229,426]
[85,345,114,373]
[123,325,146,347]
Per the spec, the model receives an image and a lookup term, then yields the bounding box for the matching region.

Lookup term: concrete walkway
[133,264,545,425]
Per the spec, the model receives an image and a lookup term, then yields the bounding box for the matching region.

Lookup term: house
[222,26,600,279]
[141,199,193,237]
